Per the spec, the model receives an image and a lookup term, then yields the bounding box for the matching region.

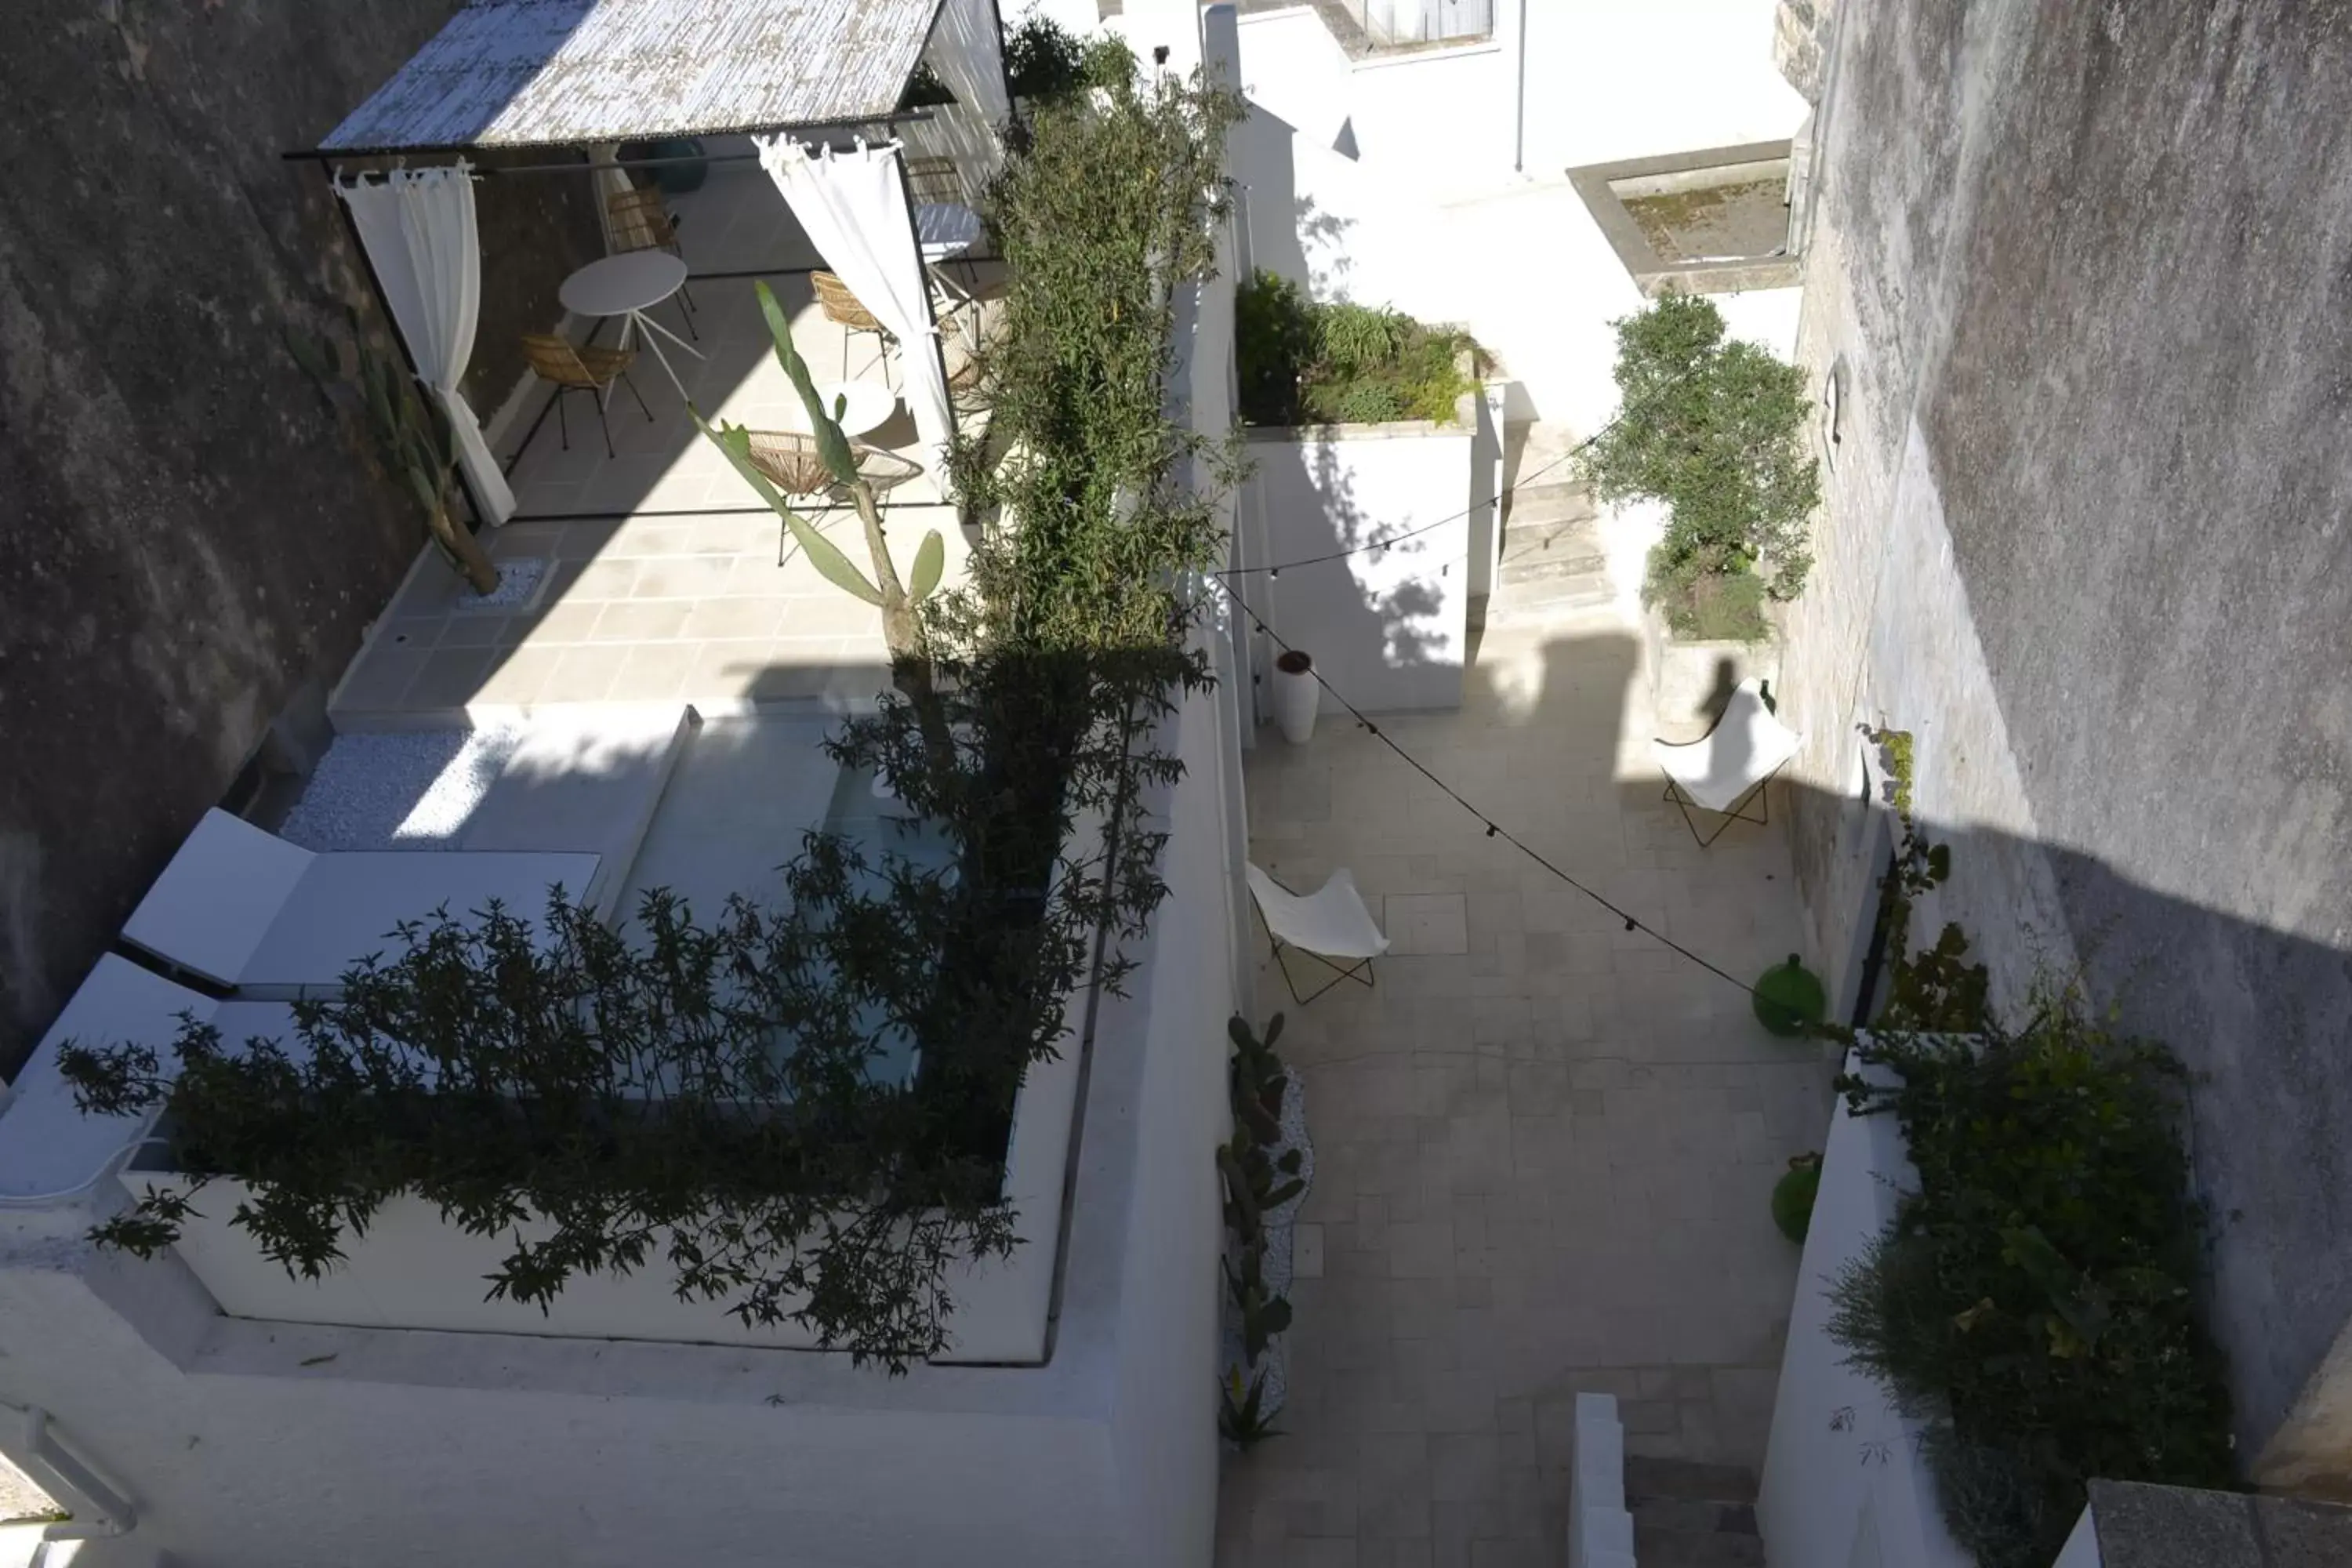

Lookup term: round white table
[914,203,983,263]
[916,203,985,325]
[782,379,898,439]
[558,252,703,392]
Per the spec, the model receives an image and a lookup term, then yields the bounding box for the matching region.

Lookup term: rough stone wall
[1771,0,1840,103]
[1780,0,2352,1480]
[0,2,599,1072]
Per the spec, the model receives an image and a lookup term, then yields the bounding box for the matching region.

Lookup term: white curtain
[925,0,1015,175]
[755,137,953,466]
[336,165,517,526]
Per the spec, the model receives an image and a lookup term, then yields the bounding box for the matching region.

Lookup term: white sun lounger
[121,809,598,997]
[1245,862,1391,1006]
[0,955,299,1203]
[1653,681,1803,847]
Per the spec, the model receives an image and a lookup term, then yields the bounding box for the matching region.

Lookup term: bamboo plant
[287,310,499,594]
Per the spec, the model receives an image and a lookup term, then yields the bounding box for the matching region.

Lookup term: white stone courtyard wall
[1225,2,1806,430]
[1755,1053,1971,1568]
[1238,416,1476,716]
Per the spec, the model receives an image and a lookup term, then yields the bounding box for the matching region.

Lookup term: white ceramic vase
[1272,650,1319,744]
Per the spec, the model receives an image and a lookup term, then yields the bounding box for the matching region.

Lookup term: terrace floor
[332,153,988,727]
[1218,470,1838,1567]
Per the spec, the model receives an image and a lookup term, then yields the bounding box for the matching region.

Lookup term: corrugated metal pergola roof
[319,0,946,154]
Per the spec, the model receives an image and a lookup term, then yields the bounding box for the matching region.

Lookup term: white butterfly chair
[1654,681,1803,847]
[1245,862,1392,1006]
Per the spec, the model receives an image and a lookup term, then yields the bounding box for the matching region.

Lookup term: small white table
[558,252,702,394]
[784,379,898,439]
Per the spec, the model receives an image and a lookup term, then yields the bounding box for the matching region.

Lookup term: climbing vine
[60,48,1244,1374]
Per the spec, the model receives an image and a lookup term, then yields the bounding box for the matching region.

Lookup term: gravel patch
[451,555,548,613]
[279,727,523,851]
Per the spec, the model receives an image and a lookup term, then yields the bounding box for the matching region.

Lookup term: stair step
[1497,551,1609,583]
[1633,1524,1769,1567]
[1632,1497,1759,1535]
[1622,1456,1760,1505]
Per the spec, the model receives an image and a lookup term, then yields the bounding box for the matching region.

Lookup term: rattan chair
[521,334,651,459]
[742,430,926,566]
[946,346,989,419]
[605,185,697,339]
[811,270,896,385]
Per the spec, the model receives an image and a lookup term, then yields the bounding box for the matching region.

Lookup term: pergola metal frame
[285,0,1016,531]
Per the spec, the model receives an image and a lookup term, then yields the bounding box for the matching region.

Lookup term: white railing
[1348,0,1494,48]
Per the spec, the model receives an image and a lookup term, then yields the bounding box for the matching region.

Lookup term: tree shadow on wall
[1235,421,1465,723]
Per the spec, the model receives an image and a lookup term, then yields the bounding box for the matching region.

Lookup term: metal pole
[322,161,492,532]
[279,111,938,168]
[895,151,955,446]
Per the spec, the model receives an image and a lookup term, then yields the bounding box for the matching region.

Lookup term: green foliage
[1581,292,1819,632]
[901,10,1090,111]
[1220,1014,1304,1432]
[61,884,1024,1370]
[1770,1152,1820,1243]
[64,53,1244,1374]
[1642,546,1771,641]
[286,310,496,591]
[1805,714,2234,1565]
[1220,1366,1285,1450]
[699,281,946,681]
[1234,270,1483,426]
[1004,8,1090,103]
[1753,954,1828,1036]
[287,312,452,519]
[1827,986,2235,1568]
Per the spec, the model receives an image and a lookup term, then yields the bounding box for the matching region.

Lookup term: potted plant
[288,313,499,596]
[1272,648,1319,744]
[1753,953,1828,1036]
[1772,1151,1821,1243]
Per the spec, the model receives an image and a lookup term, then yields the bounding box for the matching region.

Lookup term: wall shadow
[1606,742,2352,1475]
[1240,425,1468,720]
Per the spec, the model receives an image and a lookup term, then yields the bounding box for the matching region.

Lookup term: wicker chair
[811,270,896,385]
[742,430,925,567]
[521,334,651,459]
[946,346,989,419]
[605,185,697,339]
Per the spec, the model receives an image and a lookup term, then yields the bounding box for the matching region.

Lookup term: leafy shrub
[1642,545,1770,641]
[900,11,1091,110]
[1581,292,1819,637]
[1236,270,1482,426]
[1828,982,2235,1568]
[1770,1152,1820,1243]
[1006,10,1090,103]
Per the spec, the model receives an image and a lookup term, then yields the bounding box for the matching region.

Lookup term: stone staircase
[1623,1457,1766,1568]
[1494,477,1612,618]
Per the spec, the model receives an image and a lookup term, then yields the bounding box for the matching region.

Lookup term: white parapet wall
[1236,410,1475,717]
[1755,1051,1973,1568]
[1566,1392,1636,1568]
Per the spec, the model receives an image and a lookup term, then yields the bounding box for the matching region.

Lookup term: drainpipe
[1511,0,1529,175]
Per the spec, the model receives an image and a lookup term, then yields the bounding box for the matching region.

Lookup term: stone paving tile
[1218,576,1838,1566]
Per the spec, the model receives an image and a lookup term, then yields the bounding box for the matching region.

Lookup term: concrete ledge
[1567,140,1801,299]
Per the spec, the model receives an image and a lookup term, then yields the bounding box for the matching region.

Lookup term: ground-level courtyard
[1218,469,1837,1567]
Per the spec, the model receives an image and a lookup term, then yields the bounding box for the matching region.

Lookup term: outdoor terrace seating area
[334,152,1000,724]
